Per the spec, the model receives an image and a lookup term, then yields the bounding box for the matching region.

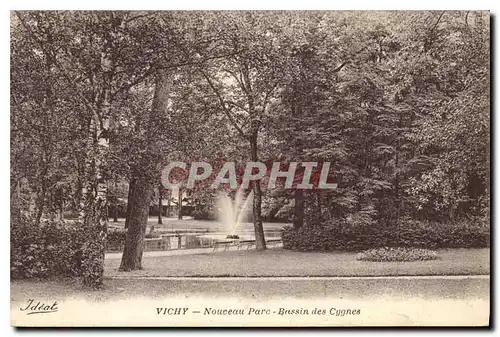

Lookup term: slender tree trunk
[80,112,110,287]
[166,190,171,217]
[293,189,305,229]
[35,31,56,226]
[119,177,154,271]
[80,15,121,286]
[59,202,64,221]
[394,114,402,222]
[290,84,306,230]
[113,204,118,222]
[11,178,22,223]
[315,193,323,222]
[177,188,183,220]
[158,184,163,225]
[35,163,49,225]
[395,141,401,221]
[250,133,266,250]
[35,185,46,225]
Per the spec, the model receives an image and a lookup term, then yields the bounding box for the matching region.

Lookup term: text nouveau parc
[156,307,361,317]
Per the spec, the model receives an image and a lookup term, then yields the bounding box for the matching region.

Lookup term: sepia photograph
[9,10,490,327]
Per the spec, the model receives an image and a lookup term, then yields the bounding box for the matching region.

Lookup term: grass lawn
[11,248,489,309]
[11,276,489,302]
[104,248,489,278]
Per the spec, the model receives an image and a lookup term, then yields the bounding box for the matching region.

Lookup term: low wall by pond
[107,234,215,252]
[106,231,282,253]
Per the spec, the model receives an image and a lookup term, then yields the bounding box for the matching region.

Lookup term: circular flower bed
[356,247,439,262]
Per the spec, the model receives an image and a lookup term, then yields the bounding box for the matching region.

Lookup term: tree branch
[199,70,246,138]
[111,50,243,100]
[222,68,246,91]
[332,61,349,73]
[430,11,446,34]
[124,11,161,23]
[226,100,249,112]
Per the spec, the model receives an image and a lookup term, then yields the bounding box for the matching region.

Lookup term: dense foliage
[282,217,489,252]
[192,208,217,221]
[11,216,85,279]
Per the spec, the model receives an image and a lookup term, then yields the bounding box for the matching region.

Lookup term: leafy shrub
[192,209,217,220]
[11,216,86,279]
[394,217,490,249]
[356,247,439,262]
[107,229,126,247]
[262,199,293,222]
[282,216,489,252]
[80,237,105,287]
[145,232,161,239]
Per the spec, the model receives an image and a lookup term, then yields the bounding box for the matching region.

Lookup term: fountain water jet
[216,188,254,239]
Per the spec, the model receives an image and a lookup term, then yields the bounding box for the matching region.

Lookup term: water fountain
[216,188,254,239]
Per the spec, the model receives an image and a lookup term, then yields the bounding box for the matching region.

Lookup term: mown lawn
[11,276,489,303]
[105,248,489,278]
[11,248,489,309]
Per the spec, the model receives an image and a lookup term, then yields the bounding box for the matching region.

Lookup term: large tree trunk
[250,133,266,250]
[119,177,154,271]
[125,178,136,229]
[119,69,173,271]
[293,189,305,229]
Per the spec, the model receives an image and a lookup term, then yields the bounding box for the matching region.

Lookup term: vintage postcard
[10,10,490,327]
